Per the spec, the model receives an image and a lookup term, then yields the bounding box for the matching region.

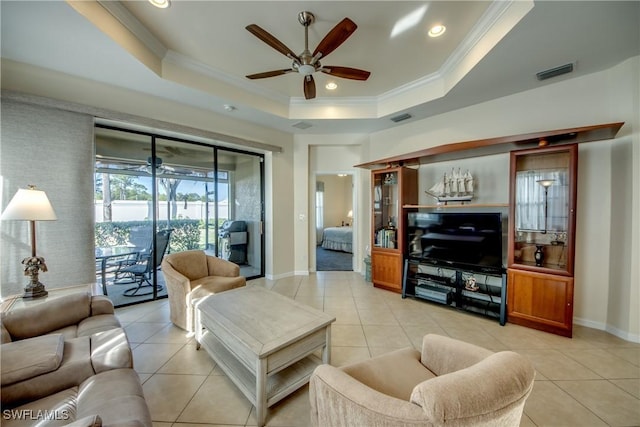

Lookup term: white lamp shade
[1,187,57,221]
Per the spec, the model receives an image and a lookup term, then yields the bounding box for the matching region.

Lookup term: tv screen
[407,212,504,273]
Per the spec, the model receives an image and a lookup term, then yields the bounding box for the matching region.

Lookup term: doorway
[94,126,264,307]
[315,174,354,271]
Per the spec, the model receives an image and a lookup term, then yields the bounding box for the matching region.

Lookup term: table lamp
[1,185,57,298]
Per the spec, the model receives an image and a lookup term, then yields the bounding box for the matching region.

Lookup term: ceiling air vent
[536,63,574,81]
[391,113,412,123]
[292,121,312,130]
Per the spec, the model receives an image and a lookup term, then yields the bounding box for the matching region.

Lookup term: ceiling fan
[245,11,371,100]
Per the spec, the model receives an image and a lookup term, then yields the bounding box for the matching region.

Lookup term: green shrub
[95,219,202,253]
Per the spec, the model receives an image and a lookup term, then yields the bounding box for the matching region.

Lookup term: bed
[321,226,353,253]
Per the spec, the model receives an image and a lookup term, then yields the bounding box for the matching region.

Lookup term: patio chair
[120,229,172,297]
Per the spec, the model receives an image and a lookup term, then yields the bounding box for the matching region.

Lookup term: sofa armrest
[90,296,115,316]
[206,255,240,277]
[420,334,493,376]
[1,334,64,385]
[309,364,427,427]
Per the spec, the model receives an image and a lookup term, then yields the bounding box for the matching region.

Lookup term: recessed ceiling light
[428,24,446,38]
[148,0,170,9]
[223,104,236,112]
[325,82,338,90]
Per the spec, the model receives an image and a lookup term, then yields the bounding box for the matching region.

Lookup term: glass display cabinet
[371,167,417,292]
[507,144,577,337]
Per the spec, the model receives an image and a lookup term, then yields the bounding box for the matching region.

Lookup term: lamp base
[21,256,49,299]
[23,282,48,299]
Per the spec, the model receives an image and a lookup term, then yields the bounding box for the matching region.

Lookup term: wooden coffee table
[194,285,335,426]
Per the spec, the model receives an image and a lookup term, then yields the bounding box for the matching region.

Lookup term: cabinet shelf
[403,258,506,325]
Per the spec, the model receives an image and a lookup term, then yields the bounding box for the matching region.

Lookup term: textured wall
[1,99,95,297]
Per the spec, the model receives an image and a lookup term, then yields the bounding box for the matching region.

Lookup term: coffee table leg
[256,358,268,426]
[322,326,332,364]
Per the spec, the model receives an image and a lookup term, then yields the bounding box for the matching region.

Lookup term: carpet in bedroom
[316,246,353,271]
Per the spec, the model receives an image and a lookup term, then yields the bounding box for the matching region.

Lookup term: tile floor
[114,272,640,427]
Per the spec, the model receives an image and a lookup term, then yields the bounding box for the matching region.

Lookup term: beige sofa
[161,250,246,332]
[1,292,151,426]
[309,334,535,427]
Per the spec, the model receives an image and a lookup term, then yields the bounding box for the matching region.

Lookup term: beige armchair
[309,334,535,427]
[161,250,246,332]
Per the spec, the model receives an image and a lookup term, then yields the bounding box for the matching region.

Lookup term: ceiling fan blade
[312,18,357,59]
[246,69,293,79]
[246,24,298,59]
[304,75,316,100]
[321,66,371,81]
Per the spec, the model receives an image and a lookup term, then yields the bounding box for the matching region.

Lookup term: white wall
[1,61,295,282]
[363,56,640,341]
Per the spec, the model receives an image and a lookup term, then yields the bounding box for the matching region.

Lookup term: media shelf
[402,258,506,325]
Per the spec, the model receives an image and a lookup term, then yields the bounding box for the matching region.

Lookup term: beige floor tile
[369,346,413,357]
[523,381,608,426]
[357,308,399,325]
[176,375,252,425]
[323,284,353,297]
[610,378,640,399]
[323,296,356,310]
[145,324,194,344]
[330,346,371,367]
[561,348,640,379]
[133,343,185,374]
[136,305,171,323]
[517,349,602,380]
[324,307,360,325]
[440,326,509,352]
[556,379,640,426]
[143,374,207,422]
[247,385,310,427]
[293,295,323,310]
[331,324,367,347]
[158,343,216,375]
[606,346,640,366]
[151,422,172,427]
[125,322,171,343]
[362,325,412,348]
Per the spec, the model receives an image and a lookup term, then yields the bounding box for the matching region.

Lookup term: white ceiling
[1,1,639,134]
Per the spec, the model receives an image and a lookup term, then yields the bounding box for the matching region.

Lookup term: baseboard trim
[574,317,640,343]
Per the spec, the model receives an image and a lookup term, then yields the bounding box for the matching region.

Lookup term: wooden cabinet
[507,269,574,337]
[371,167,417,292]
[507,144,577,337]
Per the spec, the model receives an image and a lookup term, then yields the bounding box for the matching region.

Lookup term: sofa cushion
[341,347,436,401]
[1,337,95,407]
[409,351,536,422]
[77,314,122,338]
[1,387,78,427]
[1,293,92,340]
[1,334,64,386]
[90,328,132,373]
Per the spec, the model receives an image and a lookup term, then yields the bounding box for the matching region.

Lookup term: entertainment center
[402,211,507,324]
[361,122,624,333]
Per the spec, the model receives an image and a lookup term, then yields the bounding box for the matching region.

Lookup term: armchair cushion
[341,347,435,401]
[1,334,64,386]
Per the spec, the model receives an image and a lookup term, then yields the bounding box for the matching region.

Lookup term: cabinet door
[371,251,403,292]
[507,268,574,337]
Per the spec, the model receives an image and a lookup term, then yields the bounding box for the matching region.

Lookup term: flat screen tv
[407,212,504,274]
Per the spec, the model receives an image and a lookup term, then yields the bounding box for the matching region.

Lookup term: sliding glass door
[95,126,264,307]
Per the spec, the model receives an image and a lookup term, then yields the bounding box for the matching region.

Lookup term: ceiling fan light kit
[246,11,371,100]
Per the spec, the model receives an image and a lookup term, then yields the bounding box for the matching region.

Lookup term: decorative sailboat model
[425,169,474,204]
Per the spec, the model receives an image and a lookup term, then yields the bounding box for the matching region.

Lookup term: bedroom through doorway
[315,174,354,271]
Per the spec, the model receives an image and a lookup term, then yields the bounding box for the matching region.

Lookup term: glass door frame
[95,124,266,307]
